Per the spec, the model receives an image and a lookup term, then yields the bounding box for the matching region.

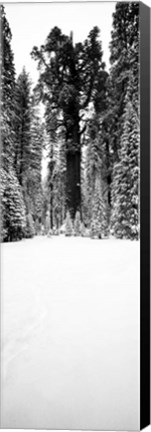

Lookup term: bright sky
[5,2,116,86]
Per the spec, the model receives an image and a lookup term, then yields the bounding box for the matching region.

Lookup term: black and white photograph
[1,2,140,430]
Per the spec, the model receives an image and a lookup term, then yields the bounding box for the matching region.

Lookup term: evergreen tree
[14,68,31,188]
[46,141,57,230]
[108,2,139,162]
[91,177,107,239]
[0,6,27,242]
[111,101,139,239]
[85,116,104,227]
[80,222,85,237]
[28,104,43,227]
[65,211,73,236]
[31,26,107,218]
[44,107,66,231]
[25,213,35,238]
[0,168,26,242]
[15,71,43,231]
[0,5,16,168]
[103,1,140,237]
[45,211,50,235]
[74,211,81,236]
[44,109,59,230]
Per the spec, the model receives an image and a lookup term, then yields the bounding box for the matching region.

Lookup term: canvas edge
[140,1,150,430]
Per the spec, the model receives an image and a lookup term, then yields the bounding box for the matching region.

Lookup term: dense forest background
[0,3,139,242]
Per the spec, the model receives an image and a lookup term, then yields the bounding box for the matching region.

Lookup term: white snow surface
[1,236,140,430]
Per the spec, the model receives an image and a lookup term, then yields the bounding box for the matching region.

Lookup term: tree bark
[50,182,53,230]
[105,139,111,207]
[66,150,81,220]
[66,122,81,219]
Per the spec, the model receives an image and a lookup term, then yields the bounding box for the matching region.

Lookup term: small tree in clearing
[45,212,50,235]
[74,211,81,236]
[0,168,26,242]
[80,222,85,237]
[90,177,106,239]
[25,213,35,238]
[65,211,73,236]
[90,219,97,239]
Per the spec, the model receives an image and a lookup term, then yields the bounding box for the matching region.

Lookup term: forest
[0,3,140,242]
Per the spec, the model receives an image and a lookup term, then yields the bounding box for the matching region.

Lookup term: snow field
[1,236,140,430]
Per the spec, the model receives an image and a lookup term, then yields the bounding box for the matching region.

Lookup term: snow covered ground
[1,236,140,430]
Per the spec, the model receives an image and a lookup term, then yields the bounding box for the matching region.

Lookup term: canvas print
[0,2,140,430]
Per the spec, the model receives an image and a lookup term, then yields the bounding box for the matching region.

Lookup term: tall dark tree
[1,169,26,241]
[83,114,109,230]
[98,1,140,234]
[91,176,107,239]
[85,117,102,223]
[52,140,66,229]
[108,2,139,162]
[31,26,107,218]
[15,68,31,189]
[0,6,26,242]
[0,4,16,169]
[111,100,139,240]
[14,69,44,235]
[44,110,58,229]
[28,105,43,228]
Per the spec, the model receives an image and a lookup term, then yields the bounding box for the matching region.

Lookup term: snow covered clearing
[1,236,140,430]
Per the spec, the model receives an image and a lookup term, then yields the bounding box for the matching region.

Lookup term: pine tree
[44,110,59,230]
[65,211,73,236]
[91,177,107,239]
[0,168,26,242]
[85,116,104,228]
[74,211,81,236]
[0,6,27,242]
[28,104,43,227]
[25,213,35,238]
[14,70,44,231]
[111,101,139,239]
[45,211,50,235]
[0,5,16,168]
[108,2,139,162]
[14,68,31,188]
[56,139,67,227]
[44,107,67,232]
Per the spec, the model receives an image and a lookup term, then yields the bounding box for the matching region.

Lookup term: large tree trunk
[105,138,112,228]
[66,122,81,219]
[66,150,81,220]
[106,139,111,207]
[50,182,53,230]
[49,143,54,230]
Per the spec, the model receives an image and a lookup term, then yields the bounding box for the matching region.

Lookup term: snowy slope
[1,236,140,430]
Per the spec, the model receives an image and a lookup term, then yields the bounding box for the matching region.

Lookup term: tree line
[0,2,140,241]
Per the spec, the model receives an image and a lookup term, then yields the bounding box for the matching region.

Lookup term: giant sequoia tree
[31,27,107,218]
